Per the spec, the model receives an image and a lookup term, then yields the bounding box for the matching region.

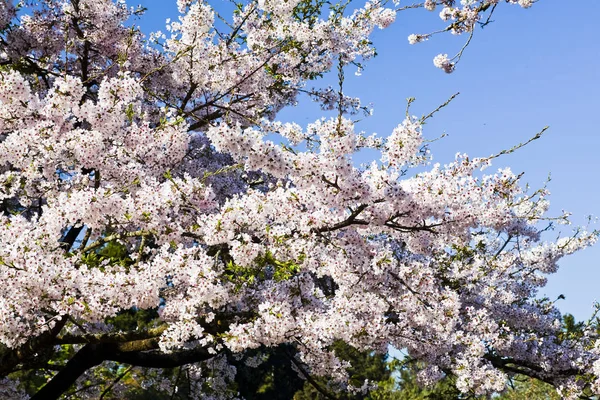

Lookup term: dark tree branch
[54,326,167,345]
[180,82,199,112]
[108,345,213,368]
[384,219,443,233]
[187,110,222,131]
[0,316,67,376]
[284,348,339,400]
[31,341,216,400]
[60,223,84,252]
[484,353,581,387]
[316,204,369,233]
[31,344,105,400]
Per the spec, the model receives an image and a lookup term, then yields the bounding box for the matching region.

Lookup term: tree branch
[0,316,67,376]
[31,341,216,400]
[284,349,339,400]
[316,204,370,233]
[54,326,167,345]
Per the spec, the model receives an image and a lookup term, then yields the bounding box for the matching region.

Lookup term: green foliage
[370,362,465,400]
[559,313,586,343]
[8,344,76,396]
[496,377,560,400]
[369,361,560,400]
[293,341,391,400]
[223,250,301,289]
[292,0,327,28]
[233,345,306,400]
[80,240,134,271]
[105,308,160,332]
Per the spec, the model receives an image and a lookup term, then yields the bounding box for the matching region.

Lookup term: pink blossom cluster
[407,0,539,72]
[0,0,596,399]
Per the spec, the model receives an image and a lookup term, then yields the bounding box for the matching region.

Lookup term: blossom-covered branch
[2,0,599,399]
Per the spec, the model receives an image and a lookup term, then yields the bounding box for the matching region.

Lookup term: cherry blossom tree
[0,0,598,399]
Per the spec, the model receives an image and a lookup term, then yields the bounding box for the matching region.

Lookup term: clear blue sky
[137,0,600,321]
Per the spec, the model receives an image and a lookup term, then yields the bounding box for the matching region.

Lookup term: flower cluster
[407,0,538,72]
[0,0,594,399]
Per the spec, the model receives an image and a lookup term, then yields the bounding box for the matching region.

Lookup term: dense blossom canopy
[0,0,598,399]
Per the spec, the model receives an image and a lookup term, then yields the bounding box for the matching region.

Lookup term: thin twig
[420,92,460,123]
[79,230,154,254]
[481,126,549,163]
[99,365,133,399]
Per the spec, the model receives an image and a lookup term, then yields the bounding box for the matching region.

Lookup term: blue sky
[137,0,600,320]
